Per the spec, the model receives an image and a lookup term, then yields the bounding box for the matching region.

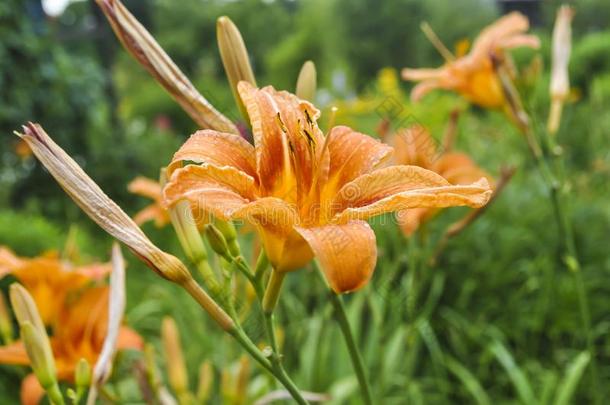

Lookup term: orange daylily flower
[402,12,540,108]
[388,125,494,235]
[128,176,171,227]
[0,247,111,325]
[163,83,492,293]
[0,286,142,405]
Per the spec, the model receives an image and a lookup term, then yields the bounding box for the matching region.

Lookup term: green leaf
[444,355,491,405]
[489,340,536,405]
[554,351,591,405]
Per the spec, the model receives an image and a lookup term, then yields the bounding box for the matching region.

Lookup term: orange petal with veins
[167,130,257,178]
[238,82,324,199]
[325,126,393,192]
[164,164,256,221]
[296,221,377,293]
[333,165,491,222]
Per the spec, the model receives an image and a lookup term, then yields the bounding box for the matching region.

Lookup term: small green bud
[75,358,91,389]
[205,224,231,261]
[214,219,240,257]
[21,322,58,391]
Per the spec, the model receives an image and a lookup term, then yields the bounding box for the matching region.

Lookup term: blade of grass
[553,351,591,405]
[488,340,536,405]
[444,355,491,405]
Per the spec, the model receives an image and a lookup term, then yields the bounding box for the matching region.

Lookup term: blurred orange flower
[0,248,142,404]
[0,247,110,325]
[388,125,494,235]
[0,287,142,404]
[402,12,539,108]
[128,176,170,227]
[163,83,492,293]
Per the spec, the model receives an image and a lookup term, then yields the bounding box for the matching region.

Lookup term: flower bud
[16,124,191,284]
[96,0,237,134]
[550,6,574,101]
[295,61,317,102]
[9,284,45,336]
[161,317,189,396]
[75,358,91,389]
[196,361,213,403]
[217,16,257,122]
[17,124,235,332]
[548,5,574,135]
[214,219,240,257]
[235,355,250,403]
[169,200,209,265]
[205,224,231,261]
[21,322,63,405]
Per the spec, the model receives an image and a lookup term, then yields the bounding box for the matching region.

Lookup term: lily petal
[469,12,533,62]
[164,164,256,222]
[390,126,438,168]
[238,82,324,199]
[433,152,493,186]
[167,130,257,179]
[396,207,435,236]
[0,247,23,277]
[333,165,492,222]
[128,177,162,201]
[0,341,29,365]
[232,198,301,271]
[21,373,45,405]
[325,126,393,191]
[295,221,377,293]
[133,204,169,227]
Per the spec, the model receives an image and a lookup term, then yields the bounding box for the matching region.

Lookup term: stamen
[276,112,288,133]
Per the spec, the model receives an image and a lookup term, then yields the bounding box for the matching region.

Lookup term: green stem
[262,312,309,405]
[262,270,285,314]
[46,382,65,405]
[329,292,374,405]
[312,262,373,404]
[524,126,600,404]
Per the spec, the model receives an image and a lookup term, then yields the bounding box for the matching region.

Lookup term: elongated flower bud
[196,361,213,403]
[96,0,238,134]
[75,358,91,389]
[16,124,190,284]
[21,322,64,405]
[16,123,235,332]
[161,317,189,397]
[217,16,257,122]
[548,5,574,135]
[9,284,45,336]
[295,60,317,102]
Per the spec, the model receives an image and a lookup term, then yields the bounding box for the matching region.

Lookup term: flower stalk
[312,262,373,405]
